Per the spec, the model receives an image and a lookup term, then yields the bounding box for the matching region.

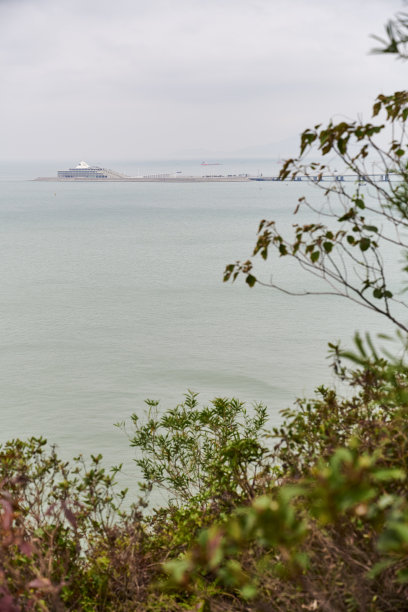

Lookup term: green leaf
[338,138,347,154]
[372,101,381,117]
[338,209,355,222]
[323,241,333,254]
[164,558,191,583]
[373,468,405,482]
[240,584,258,600]
[311,251,320,262]
[397,568,408,583]
[359,238,371,251]
[246,274,257,287]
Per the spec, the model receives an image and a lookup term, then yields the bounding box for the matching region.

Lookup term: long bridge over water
[249,174,399,183]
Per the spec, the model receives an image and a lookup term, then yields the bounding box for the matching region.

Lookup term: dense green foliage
[1,353,408,610]
[127,393,270,506]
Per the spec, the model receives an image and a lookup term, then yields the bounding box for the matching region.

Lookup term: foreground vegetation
[3,9,408,611]
[1,349,408,610]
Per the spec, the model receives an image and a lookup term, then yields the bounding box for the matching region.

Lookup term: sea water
[0,160,400,493]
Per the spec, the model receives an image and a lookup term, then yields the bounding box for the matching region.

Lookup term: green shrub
[163,358,408,611]
[127,392,270,506]
[0,438,151,611]
[1,357,408,610]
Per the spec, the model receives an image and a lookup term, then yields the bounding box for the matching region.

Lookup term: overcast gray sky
[0,0,405,161]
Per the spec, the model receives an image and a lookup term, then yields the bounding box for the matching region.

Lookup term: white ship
[57,161,128,180]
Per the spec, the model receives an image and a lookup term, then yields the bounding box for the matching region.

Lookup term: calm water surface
[0,161,396,490]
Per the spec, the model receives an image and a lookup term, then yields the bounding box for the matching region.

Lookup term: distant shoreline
[33,173,397,184]
[33,176,252,183]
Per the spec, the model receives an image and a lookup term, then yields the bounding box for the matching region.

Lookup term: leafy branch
[224,91,408,333]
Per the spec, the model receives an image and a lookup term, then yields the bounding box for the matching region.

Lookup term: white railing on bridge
[254,174,400,182]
